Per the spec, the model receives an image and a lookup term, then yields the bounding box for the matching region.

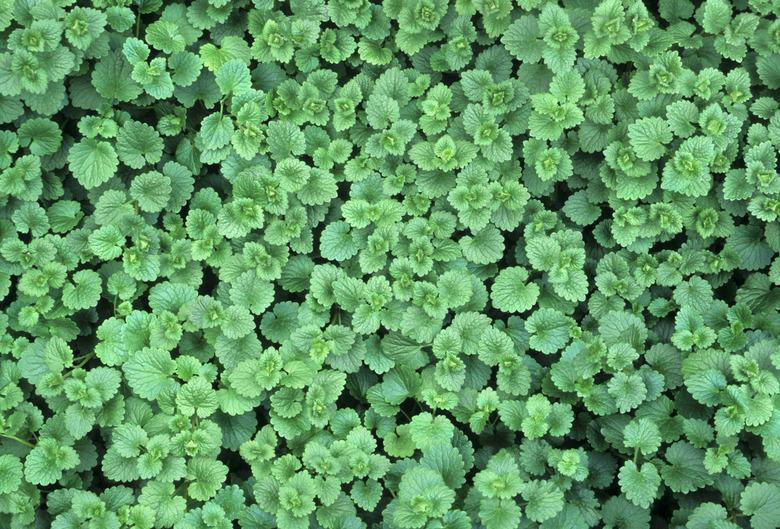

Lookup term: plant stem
[1,433,34,448]
[74,352,95,369]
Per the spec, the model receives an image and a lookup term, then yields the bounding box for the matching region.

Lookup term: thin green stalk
[73,352,95,370]
[1,433,34,448]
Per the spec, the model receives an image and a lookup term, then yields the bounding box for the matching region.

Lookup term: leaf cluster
[1,0,780,529]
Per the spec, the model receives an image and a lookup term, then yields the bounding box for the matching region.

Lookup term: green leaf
[24,439,79,486]
[116,120,164,169]
[479,498,522,529]
[130,171,172,212]
[67,138,119,189]
[526,309,572,354]
[18,118,62,155]
[623,418,662,456]
[474,452,523,499]
[702,0,732,34]
[491,266,539,313]
[122,348,177,400]
[627,117,672,161]
[618,461,660,509]
[176,376,218,418]
[351,479,383,511]
[187,457,228,501]
[62,270,102,310]
[520,479,564,523]
[408,412,454,451]
[608,372,647,413]
[687,503,740,529]
[740,483,780,529]
[460,225,505,265]
[0,455,23,494]
[146,20,187,54]
[216,59,251,96]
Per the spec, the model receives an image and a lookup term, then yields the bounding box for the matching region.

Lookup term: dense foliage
[2,0,780,527]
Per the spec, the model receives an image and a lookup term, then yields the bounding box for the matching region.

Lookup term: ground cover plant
[2,0,780,527]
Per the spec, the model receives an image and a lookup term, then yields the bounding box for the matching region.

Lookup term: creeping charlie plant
[1,0,780,528]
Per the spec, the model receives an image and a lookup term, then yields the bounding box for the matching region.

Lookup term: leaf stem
[74,352,95,370]
[1,433,35,448]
